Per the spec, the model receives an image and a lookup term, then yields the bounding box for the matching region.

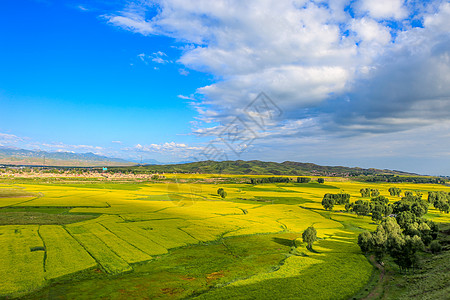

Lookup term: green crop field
[0,177,449,299]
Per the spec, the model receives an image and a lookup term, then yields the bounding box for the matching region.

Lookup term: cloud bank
[102,0,450,174]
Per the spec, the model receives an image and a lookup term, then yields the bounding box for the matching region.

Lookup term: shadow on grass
[306,245,320,253]
[272,237,295,247]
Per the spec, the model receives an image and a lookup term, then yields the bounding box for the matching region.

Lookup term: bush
[429,240,442,254]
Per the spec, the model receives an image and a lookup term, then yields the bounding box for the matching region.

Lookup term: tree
[404,191,413,197]
[371,189,380,197]
[429,240,442,254]
[317,178,325,184]
[396,211,417,229]
[384,204,393,217]
[358,231,373,253]
[322,192,350,205]
[321,197,334,210]
[345,203,353,212]
[389,235,424,272]
[389,187,402,197]
[354,200,371,217]
[217,188,227,199]
[430,191,450,213]
[360,188,371,197]
[371,195,389,205]
[393,196,428,218]
[371,204,384,223]
[302,226,317,249]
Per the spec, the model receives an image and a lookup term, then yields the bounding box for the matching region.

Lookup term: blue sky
[0,0,211,155]
[1,0,449,175]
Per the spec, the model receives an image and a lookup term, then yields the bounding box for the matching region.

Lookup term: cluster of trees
[217,188,227,199]
[321,193,351,210]
[428,191,450,213]
[360,188,380,197]
[358,214,439,271]
[357,192,441,271]
[345,196,392,222]
[392,194,428,218]
[297,177,311,183]
[249,177,324,184]
[250,177,291,184]
[360,175,445,184]
[389,187,402,196]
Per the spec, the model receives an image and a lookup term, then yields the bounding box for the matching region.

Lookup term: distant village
[0,166,165,181]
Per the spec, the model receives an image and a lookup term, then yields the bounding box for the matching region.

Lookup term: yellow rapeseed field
[0,178,449,297]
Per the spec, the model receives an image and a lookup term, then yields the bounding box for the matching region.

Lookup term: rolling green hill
[109,160,417,177]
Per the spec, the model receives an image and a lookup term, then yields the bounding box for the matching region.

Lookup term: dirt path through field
[362,255,386,300]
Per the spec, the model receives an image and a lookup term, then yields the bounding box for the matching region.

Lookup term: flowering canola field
[0,179,449,298]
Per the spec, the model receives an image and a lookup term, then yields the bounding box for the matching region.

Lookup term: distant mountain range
[0,147,134,167]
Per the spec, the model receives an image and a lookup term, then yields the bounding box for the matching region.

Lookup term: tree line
[249,177,324,184]
[358,175,445,184]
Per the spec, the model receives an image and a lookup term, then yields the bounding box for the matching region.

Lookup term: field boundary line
[62,226,101,271]
[177,227,202,243]
[97,222,152,259]
[36,225,47,273]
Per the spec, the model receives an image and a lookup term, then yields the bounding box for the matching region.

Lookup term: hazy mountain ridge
[0,147,134,167]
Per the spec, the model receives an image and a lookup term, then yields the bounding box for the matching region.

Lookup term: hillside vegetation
[109,160,421,177]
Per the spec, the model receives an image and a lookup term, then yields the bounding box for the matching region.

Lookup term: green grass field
[0,177,449,298]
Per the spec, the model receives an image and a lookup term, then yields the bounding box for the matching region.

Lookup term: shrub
[429,240,442,254]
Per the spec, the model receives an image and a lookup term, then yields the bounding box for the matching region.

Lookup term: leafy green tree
[371,189,380,197]
[302,226,317,249]
[429,240,442,254]
[384,204,393,217]
[344,203,353,212]
[322,192,350,205]
[430,192,450,213]
[371,195,389,205]
[353,200,371,217]
[371,204,384,223]
[389,187,402,197]
[389,235,424,272]
[217,188,227,198]
[360,188,371,197]
[317,178,325,184]
[358,231,373,252]
[321,197,334,210]
[393,196,428,218]
[396,211,417,229]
